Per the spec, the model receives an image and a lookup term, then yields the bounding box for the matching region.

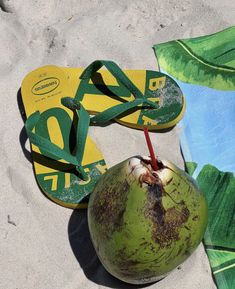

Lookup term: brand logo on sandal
[32,77,60,95]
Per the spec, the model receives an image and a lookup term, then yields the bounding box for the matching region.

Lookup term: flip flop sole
[21,66,107,209]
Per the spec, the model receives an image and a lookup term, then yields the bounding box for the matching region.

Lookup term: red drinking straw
[143,127,158,171]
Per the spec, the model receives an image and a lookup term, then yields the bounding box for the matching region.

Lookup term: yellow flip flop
[22,60,185,131]
[21,66,107,209]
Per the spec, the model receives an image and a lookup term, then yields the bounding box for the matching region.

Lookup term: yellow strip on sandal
[21,61,186,131]
[21,66,107,209]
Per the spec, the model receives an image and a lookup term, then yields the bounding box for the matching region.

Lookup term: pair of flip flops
[21,60,185,209]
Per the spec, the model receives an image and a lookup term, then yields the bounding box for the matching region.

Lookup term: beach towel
[154,26,235,289]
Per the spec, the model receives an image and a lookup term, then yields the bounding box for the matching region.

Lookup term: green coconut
[88,156,208,284]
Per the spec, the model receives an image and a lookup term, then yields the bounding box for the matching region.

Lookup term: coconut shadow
[68,209,160,289]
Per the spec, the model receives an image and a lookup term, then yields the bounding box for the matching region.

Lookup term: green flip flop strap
[61,97,90,167]
[25,102,90,180]
[90,98,158,124]
[80,60,145,99]
[80,60,159,124]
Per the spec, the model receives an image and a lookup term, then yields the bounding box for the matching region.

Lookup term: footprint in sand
[0,0,13,13]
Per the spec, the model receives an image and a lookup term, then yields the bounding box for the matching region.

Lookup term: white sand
[1,1,234,288]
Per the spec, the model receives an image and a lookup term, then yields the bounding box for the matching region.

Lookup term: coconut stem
[143,127,158,171]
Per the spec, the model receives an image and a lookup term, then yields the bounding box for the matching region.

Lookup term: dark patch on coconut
[166,177,173,185]
[91,179,130,237]
[145,176,190,248]
[192,215,199,221]
[184,225,190,231]
[146,183,166,227]
[184,234,192,256]
[114,246,165,281]
[115,250,161,281]
[177,243,185,257]
[114,248,141,278]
